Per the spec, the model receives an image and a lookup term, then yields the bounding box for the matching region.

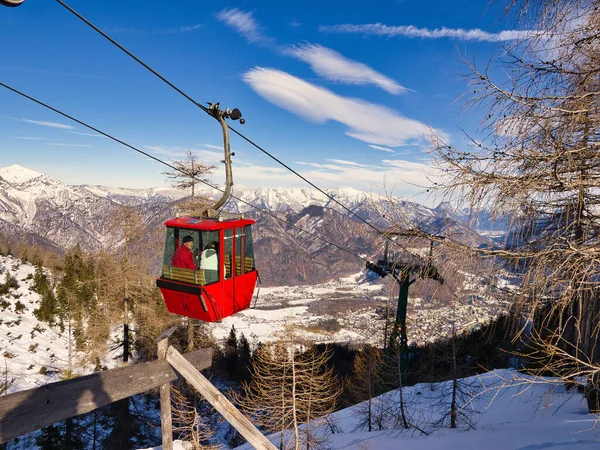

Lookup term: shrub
[14,300,26,314]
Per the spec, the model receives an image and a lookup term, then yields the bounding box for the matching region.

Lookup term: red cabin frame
[156,216,258,322]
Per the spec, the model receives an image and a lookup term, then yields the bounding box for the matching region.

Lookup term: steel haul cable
[0,81,368,264]
[54,0,427,264]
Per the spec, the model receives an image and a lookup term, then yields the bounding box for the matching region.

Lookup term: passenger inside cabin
[171,235,197,270]
[200,241,218,283]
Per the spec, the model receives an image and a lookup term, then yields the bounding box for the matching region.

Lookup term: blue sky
[0,0,525,200]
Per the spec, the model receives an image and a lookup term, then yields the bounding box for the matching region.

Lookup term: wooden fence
[0,327,276,450]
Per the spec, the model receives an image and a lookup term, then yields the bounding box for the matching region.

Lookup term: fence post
[166,346,277,450]
[157,327,177,450]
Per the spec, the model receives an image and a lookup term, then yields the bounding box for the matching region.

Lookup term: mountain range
[0,164,493,285]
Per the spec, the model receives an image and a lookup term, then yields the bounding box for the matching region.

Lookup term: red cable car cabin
[156,216,258,322]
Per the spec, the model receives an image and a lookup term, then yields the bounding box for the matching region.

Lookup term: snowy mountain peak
[0,164,44,184]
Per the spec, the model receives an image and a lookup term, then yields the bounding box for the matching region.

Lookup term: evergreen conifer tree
[224,325,239,380]
[238,332,252,383]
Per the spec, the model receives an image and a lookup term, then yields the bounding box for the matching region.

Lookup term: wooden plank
[166,346,277,450]
[158,334,174,450]
[0,348,212,443]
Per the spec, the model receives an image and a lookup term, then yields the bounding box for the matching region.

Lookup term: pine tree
[238,332,252,383]
[33,264,58,324]
[100,399,136,450]
[34,418,85,450]
[54,246,98,374]
[224,325,239,380]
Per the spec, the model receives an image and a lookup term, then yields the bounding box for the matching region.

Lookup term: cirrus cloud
[319,23,538,42]
[216,8,270,44]
[18,118,75,130]
[286,44,405,95]
[242,67,445,147]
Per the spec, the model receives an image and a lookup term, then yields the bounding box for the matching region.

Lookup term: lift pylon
[366,233,444,353]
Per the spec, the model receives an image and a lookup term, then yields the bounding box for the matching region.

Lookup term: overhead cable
[54,0,425,262]
[0,81,367,264]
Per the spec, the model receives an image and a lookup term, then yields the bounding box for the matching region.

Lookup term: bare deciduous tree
[163,149,216,351]
[411,0,600,413]
[171,384,220,450]
[237,330,342,450]
[348,345,384,432]
[163,149,216,212]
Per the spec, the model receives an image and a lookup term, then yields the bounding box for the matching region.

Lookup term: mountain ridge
[0,164,491,285]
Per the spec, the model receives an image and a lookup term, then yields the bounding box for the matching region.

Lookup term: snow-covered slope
[0,255,102,393]
[141,369,599,450]
[233,368,598,450]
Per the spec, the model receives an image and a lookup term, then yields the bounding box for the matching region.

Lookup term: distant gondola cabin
[156,216,257,322]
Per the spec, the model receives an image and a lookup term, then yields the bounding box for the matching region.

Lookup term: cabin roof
[164,216,255,231]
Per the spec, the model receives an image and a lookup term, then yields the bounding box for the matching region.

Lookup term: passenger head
[182,235,194,248]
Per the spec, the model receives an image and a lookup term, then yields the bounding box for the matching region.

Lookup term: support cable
[54,0,425,262]
[0,81,367,264]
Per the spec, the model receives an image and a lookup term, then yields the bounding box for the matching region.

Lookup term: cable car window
[166,229,200,269]
[235,228,245,275]
[162,227,176,268]
[235,226,255,274]
[224,228,234,279]
[245,225,255,272]
[200,230,220,284]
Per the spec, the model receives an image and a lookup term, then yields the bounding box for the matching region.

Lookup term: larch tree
[163,149,216,351]
[105,204,149,363]
[347,345,384,433]
[237,330,341,450]
[411,0,600,412]
[163,149,216,213]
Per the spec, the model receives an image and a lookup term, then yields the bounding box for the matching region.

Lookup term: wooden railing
[0,328,276,450]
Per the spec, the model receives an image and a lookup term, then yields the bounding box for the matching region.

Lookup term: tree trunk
[123,297,129,363]
[187,318,195,352]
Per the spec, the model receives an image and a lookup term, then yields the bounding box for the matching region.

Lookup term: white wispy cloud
[108,24,203,35]
[233,158,438,202]
[215,9,404,94]
[327,159,368,167]
[216,8,267,44]
[45,143,91,147]
[369,144,395,153]
[286,44,405,95]
[68,131,102,137]
[199,144,223,150]
[319,23,537,42]
[242,67,444,147]
[172,24,203,33]
[18,118,75,130]
[11,136,49,140]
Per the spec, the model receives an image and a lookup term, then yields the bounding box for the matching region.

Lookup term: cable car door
[222,228,235,318]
